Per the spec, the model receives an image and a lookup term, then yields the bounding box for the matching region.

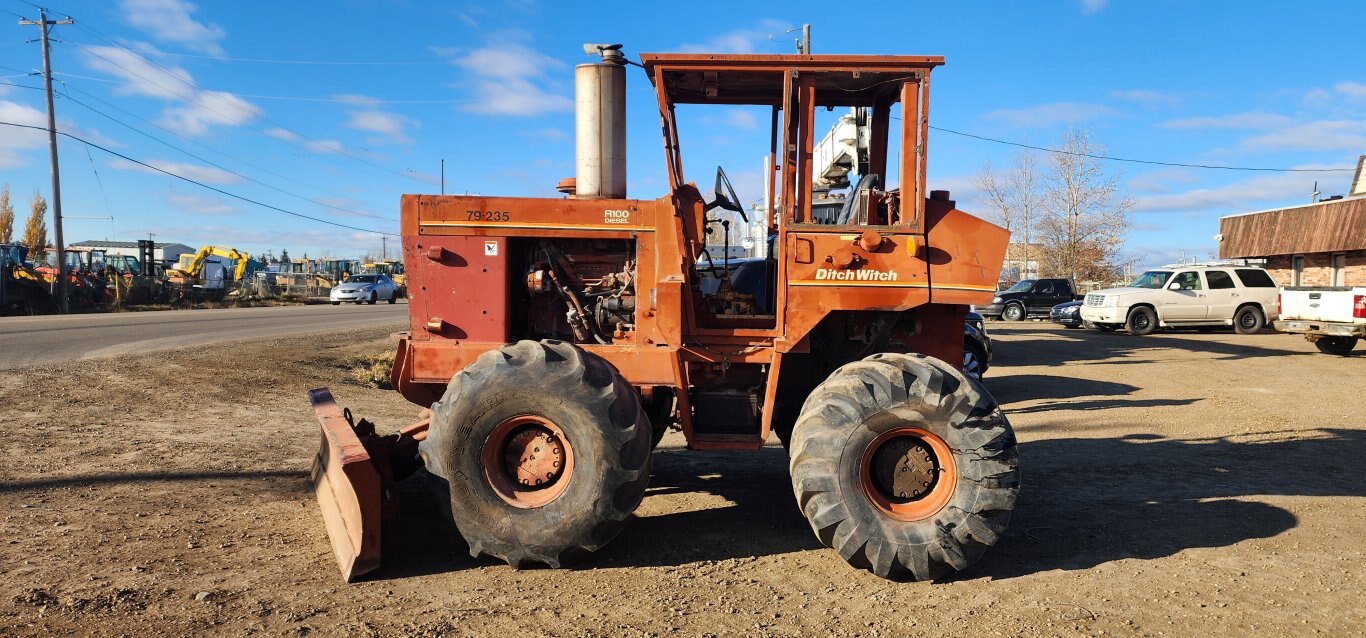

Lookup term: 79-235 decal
[466,210,511,221]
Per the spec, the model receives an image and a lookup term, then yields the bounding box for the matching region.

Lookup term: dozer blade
[309,387,381,582]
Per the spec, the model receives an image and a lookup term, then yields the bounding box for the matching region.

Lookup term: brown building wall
[1265,250,1366,287]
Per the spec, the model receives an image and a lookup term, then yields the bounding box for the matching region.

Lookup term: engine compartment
[515,238,637,343]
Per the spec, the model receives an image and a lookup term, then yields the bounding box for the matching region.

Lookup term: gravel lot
[1,322,1362,636]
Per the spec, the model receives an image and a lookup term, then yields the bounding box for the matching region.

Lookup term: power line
[0,120,398,236]
[62,42,448,66]
[928,124,1355,173]
[53,81,398,221]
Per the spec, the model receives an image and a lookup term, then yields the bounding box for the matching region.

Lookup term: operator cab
[642,53,942,330]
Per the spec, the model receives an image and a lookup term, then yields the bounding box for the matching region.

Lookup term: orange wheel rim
[481,414,574,509]
[859,427,956,521]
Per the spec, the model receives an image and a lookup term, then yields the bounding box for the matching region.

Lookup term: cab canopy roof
[640,53,944,106]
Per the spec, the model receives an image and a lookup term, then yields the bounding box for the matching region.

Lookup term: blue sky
[1,0,1362,266]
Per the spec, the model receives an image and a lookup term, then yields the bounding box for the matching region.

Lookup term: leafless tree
[975,150,1044,281]
[1038,127,1134,282]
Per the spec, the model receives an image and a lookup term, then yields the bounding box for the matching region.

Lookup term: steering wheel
[704,166,749,223]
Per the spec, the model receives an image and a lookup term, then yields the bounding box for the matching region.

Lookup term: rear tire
[1314,336,1359,355]
[789,353,1019,581]
[387,294,396,304]
[1125,307,1157,336]
[331,301,340,305]
[1233,306,1264,335]
[1002,303,1025,322]
[421,340,652,568]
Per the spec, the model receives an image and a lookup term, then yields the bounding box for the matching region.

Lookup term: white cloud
[982,102,1117,128]
[0,100,117,167]
[304,139,345,154]
[78,45,260,136]
[726,110,759,129]
[263,127,351,156]
[1336,81,1366,99]
[450,33,572,116]
[345,110,416,144]
[1132,169,1329,213]
[108,157,243,185]
[332,94,380,106]
[678,19,792,54]
[1110,89,1181,108]
[0,100,49,168]
[1159,112,1293,129]
[1080,0,1109,14]
[119,0,226,56]
[1241,119,1366,152]
[264,127,301,143]
[168,193,236,215]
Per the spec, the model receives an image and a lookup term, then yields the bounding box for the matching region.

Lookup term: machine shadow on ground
[960,427,1365,581]
[372,426,1366,582]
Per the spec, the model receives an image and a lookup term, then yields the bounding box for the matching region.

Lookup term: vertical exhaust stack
[576,44,627,199]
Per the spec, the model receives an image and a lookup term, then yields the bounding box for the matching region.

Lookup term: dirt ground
[1,322,1362,637]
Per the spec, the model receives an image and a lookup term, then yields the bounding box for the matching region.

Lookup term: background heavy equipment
[311,44,1017,583]
[0,243,51,314]
[167,245,258,300]
[68,240,168,304]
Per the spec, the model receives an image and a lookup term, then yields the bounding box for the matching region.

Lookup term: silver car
[330,274,398,305]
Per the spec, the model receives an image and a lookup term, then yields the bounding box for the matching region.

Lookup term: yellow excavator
[167,245,254,300]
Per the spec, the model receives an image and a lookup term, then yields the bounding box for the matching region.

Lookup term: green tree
[280,248,290,262]
[0,184,14,243]
[22,191,49,261]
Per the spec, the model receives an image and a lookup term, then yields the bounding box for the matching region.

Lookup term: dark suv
[979,278,1080,321]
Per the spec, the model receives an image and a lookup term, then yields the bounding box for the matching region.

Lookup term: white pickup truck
[1274,287,1366,355]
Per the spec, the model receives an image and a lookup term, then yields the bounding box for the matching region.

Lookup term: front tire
[1126,307,1157,336]
[789,353,1019,581]
[331,301,340,305]
[367,292,378,305]
[1314,336,1359,355]
[1002,303,1025,322]
[420,340,652,568]
[1233,306,1265,335]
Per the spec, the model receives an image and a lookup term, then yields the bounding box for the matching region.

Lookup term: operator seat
[836,174,880,225]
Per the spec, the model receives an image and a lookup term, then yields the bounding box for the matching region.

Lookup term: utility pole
[381,236,387,260]
[19,9,74,313]
[801,24,811,55]
[440,159,445,195]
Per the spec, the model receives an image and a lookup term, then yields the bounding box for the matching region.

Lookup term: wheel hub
[859,426,957,521]
[869,436,939,501]
[504,428,565,488]
[481,415,575,509]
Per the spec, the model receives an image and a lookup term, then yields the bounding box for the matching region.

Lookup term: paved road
[0,303,409,370]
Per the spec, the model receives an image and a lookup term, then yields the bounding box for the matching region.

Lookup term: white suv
[1079,265,1280,336]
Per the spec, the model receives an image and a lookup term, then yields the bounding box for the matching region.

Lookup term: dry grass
[349,350,395,389]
